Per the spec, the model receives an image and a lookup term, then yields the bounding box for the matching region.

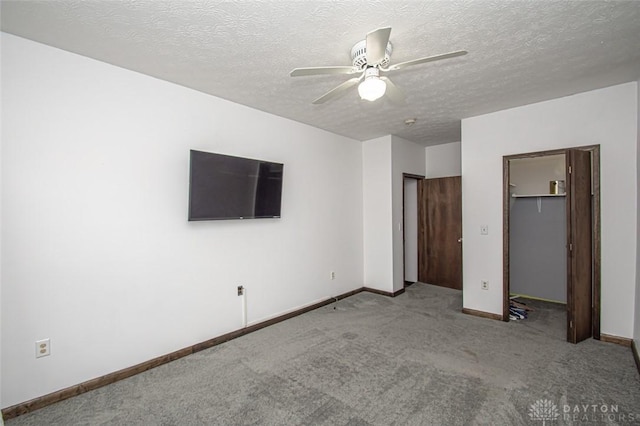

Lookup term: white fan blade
[312,77,362,104]
[290,66,357,77]
[380,77,405,104]
[366,27,391,65]
[387,50,468,71]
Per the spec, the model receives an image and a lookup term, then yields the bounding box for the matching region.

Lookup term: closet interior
[509,154,567,305]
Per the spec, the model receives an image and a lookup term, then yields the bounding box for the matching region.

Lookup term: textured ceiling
[2,0,640,146]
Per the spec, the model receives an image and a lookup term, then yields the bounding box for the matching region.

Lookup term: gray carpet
[6,283,640,425]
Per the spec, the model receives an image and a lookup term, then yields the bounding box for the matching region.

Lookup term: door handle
[457,238,463,243]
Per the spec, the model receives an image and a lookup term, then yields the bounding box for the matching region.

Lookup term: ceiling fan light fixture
[358,78,386,101]
[290,26,466,105]
[358,68,386,101]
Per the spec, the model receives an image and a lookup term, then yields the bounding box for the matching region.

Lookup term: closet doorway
[403,173,424,285]
[503,146,600,344]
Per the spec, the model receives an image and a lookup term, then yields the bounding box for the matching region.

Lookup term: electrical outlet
[237,285,244,296]
[330,271,336,280]
[480,225,489,235]
[36,338,50,358]
[481,280,489,290]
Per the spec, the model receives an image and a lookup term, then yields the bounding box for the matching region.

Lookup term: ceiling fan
[290,27,467,104]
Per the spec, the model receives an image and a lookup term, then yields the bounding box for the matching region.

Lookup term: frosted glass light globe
[358,76,387,101]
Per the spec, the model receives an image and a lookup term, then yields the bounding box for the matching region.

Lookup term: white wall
[462,82,638,338]
[362,135,426,293]
[509,154,566,195]
[1,33,364,408]
[362,136,393,292]
[391,136,426,292]
[0,37,3,422]
[635,78,640,348]
[425,141,461,178]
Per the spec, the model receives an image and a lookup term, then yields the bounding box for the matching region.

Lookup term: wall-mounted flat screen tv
[188,150,284,221]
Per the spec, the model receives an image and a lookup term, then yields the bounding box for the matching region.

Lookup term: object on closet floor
[509,298,533,320]
[511,300,535,312]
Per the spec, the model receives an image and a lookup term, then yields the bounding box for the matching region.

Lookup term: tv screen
[188,150,283,221]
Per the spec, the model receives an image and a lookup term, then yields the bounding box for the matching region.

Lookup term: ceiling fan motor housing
[351,39,393,69]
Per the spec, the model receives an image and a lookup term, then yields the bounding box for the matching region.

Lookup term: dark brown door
[418,176,462,290]
[566,150,592,343]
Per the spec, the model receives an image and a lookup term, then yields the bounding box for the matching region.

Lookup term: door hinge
[569,243,573,251]
[568,166,572,174]
[570,320,573,329]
